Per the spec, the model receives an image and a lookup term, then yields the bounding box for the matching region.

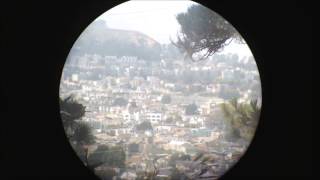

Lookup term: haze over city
[96,0,252,57]
[60,1,261,179]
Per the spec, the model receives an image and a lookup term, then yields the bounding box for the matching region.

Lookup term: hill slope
[71,20,161,61]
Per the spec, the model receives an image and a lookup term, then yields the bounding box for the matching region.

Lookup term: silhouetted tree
[60,95,95,145]
[60,95,85,129]
[221,98,261,141]
[173,4,243,61]
[73,122,95,145]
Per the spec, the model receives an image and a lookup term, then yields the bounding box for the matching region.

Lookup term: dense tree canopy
[60,95,85,127]
[72,122,95,145]
[60,95,95,145]
[221,98,261,141]
[88,145,126,168]
[173,4,242,61]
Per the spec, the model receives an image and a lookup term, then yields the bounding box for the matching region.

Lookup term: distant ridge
[71,20,161,61]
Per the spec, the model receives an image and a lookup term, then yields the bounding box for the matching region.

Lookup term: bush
[185,103,199,115]
[161,94,172,104]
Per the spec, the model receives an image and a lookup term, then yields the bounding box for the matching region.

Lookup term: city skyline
[59,1,261,179]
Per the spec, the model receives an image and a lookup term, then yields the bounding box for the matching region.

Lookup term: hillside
[71,20,161,61]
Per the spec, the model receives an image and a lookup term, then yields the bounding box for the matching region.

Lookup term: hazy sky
[96,0,253,57]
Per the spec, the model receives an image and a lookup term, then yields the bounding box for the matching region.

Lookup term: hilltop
[71,20,161,61]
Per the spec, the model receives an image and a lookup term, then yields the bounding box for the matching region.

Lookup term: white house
[146,111,162,124]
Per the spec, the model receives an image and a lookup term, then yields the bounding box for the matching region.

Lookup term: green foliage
[173,4,240,61]
[136,171,159,180]
[165,117,174,124]
[165,113,183,124]
[171,168,188,180]
[88,145,109,166]
[174,114,183,122]
[169,153,191,167]
[95,168,116,180]
[169,152,215,180]
[72,122,95,145]
[60,95,85,127]
[60,95,95,146]
[107,146,126,167]
[185,103,199,115]
[88,145,126,168]
[72,143,88,164]
[136,121,153,131]
[161,94,172,104]
[221,98,261,141]
[129,101,138,108]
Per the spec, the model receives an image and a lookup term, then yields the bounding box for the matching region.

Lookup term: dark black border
[1,0,313,179]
